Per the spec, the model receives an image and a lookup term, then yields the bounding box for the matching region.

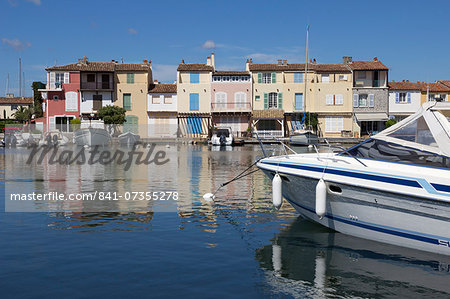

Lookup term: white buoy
[203,193,215,202]
[315,179,327,218]
[272,173,282,210]
[166,144,170,148]
[308,144,313,149]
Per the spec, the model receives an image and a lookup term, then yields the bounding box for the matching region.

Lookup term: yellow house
[115,60,152,128]
[0,95,33,120]
[311,64,354,137]
[416,81,450,104]
[176,54,215,137]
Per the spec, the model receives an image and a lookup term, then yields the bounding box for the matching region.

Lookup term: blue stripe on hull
[432,183,450,193]
[285,197,450,248]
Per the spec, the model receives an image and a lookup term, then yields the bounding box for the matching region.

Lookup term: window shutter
[271,72,276,83]
[64,72,69,84]
[278,93,283,109]
[258,73,262,83]
[50,72,55,89]
[49,116,55,130]
[336,94,343,105]
[368,94,375,107]
[407,92,411,103]
[326,94,333,105]
[353,94,359,107]
[264,93,268,109]
[395,93,399,103]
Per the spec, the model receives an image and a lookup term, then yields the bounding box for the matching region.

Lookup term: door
[373,71,379,87]
[102,74,110,89]
[93,95,102,111]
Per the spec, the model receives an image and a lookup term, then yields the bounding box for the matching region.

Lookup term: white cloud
[201,40,216,49]
[245,46,306,63]
[8,0,18,6]
[128,28,138,35]
[152,64,178,83]
[26,0,41,5]
[1,38,32,51]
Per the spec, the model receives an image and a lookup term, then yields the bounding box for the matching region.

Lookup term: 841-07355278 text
[97,191,178,201]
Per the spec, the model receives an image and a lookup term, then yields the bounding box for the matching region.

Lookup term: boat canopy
[373,102,450,157]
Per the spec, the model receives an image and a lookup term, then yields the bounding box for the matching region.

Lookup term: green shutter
[258,73,262,83]
[278,93,283,109]
[127,73,134,84]
[272,72,276,83]
[264,93,268,109]
[123,94,131,110]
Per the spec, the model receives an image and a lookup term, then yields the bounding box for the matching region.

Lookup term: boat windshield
[216,129,230,137]
[386,116,437,148]
[342,139,450,169]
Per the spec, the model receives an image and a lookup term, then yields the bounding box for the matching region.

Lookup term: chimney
[6,93,14,98]
[309,59,312,63]
[313,58,316,64]
[143,59,148,64]
[182,59,185,64]
[83,56,88,64]
[406,80,409,82]
[211,52,215,69]
[277,59,282,65]
[283,60,287,65]
[154,80,159,84]
[373,57,378,61]
[250,58,253,64]
[348,57,352,63]
[246,59,250,71]
[78,58,83,64]
[206,56,211,66]
[343,56,347,64]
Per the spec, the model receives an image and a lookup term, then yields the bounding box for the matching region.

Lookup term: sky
[1,0,449,97]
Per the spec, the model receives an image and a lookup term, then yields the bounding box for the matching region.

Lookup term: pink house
[211,70,252,137]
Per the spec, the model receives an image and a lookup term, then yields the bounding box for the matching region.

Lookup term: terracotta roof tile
[438,80,450,88]
[177,63,214,71]
[389,81,450,92]
[46,61,151,72]
[252,109,284,119]
[213,71,249,75]
[249,63,313,71]
[148,83,177,93]
[115,63,151,71]
[0,97,33,104]
[346,60,388,70]
[314,64,351,73]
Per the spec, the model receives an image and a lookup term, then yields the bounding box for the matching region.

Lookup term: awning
[355,113,389,121]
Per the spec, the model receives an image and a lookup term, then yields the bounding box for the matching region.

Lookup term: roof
[438,80,450,88]
[213,71,249,76]
[314,64,351,73]
[0,97,33,104]
[46,60,151,72]
[177,63,214,71]
[345,60,388,70]
[148,83,177,93]
[252,109,284,119]
[389,81,450,92]
[249,63,313,72]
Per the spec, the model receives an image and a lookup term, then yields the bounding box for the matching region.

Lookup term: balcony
[252,130,283,138]
[211,102,251,112]
[80,82,113,90]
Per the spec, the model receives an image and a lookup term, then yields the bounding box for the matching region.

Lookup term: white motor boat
[15,132,36,147]
[211,127,234,146]
[39,130,70,146]
[74,127,111,147]
[257,102,450,255]
[118,131,140,146]
[289,124,318,146]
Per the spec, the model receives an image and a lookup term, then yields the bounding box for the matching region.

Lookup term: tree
[385,119,397,128]
[12,106,34,123]
[97,105,127,136]
[32,82,45,118]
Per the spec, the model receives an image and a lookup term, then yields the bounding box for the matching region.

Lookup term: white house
[147,82,178,138]
[388,81,421,121]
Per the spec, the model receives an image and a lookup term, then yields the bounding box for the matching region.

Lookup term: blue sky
[1,0,449,97]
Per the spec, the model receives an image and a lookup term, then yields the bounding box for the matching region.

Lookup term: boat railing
[255,131,298,158]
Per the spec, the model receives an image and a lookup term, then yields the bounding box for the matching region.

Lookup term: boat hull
[289,132,318,145]
[261,169,450,256]
[118,132,140,146]
[74,128,111,147]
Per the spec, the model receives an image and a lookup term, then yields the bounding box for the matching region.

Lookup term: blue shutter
[407,92,411,103]
[190,73,199,84]
[258,73,262,83]
[264,93,268,109]
[395,93,399,103]
[353,94,359,107]
[368,94,374,107]
[295,93,303,110]
[278,93,283,109]
[190,93,199,111]
[271,72,276,83]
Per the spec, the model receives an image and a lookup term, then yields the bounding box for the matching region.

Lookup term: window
[65,91,78,111]
[255,95,260,101]
[190,73,199,84]
[235,92,247,108]
[11,105,18,110]
[325,116,344,133]
[335,94,344,105]
[359,94,368,107]
[326,94,334,105]
[395,92,410,103]
[190,93,199,111]
[357,72,366,79]
[322,74,329,83]
[123,93,131,110]
[339,75,348,81]
[127,73,135,84]
[213,76,221,82]
[222,76,230,82]
[241,76,250,82]
[215,92,227,109]
[231,76,239,82]
[294,73,303,83]
[164,95,172,104]
[429,93,447,102]
[53,95,59,100]
[55,73,65,85]
[295,93,303,110]
[268,92,278,109]
[262,73,272,84]
[152,95,161,104]
[87,74,95,82]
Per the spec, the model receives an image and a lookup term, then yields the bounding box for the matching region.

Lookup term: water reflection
[256,217,450,297]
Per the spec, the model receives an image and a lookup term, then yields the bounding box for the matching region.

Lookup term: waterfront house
[418,82,449,104]
[344,57,389,137]
[147,82,178,138]
[312,62,354,137]
[176,54,214,138]
[211,67,252,137]
[388,81,422,121]
[0,94,33,120]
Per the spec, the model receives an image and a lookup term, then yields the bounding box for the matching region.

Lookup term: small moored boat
[74,127,111,147]
[211,127,234,146]
[118,131,140,146]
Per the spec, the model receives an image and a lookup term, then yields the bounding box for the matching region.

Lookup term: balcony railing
[81,82,113,90]
[211,102,251,112]
[253,130,284,138]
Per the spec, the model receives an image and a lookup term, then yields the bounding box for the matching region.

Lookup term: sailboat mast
[304,26,309,127]
[6,73,9,96]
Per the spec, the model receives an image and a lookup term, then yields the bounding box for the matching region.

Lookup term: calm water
[1,144,450,298]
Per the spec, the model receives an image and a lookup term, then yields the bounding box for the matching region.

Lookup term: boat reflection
[256,217,450,297]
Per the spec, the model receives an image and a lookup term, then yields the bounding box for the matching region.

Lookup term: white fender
[315,179,327,218]
[272,173,282,209]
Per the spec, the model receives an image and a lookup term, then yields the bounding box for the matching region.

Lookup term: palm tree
[12,106,34,124]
